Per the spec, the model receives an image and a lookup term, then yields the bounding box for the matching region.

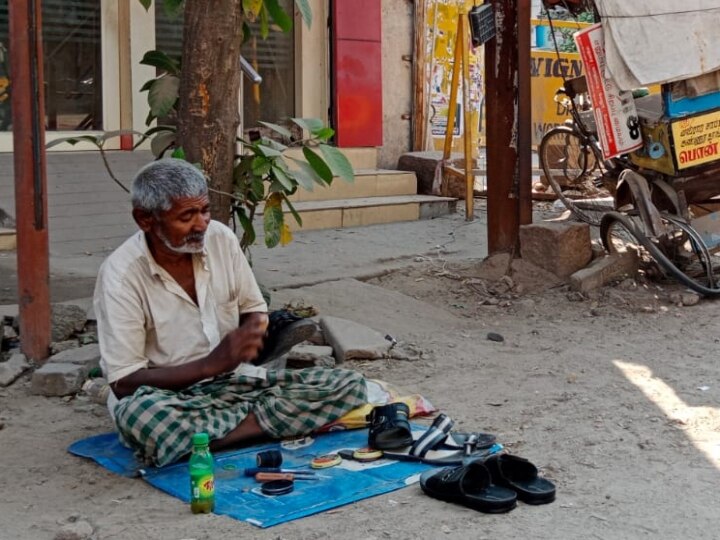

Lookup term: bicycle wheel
[539,126,613,226]
[600,212,720,296]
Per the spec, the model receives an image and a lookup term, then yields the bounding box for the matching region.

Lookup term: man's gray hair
[131,158,208,213]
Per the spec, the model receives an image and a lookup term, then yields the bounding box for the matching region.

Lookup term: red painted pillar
[332,0,383,147]
[9,0,51,361]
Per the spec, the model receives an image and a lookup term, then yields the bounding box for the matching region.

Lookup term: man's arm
[111,312,268,398]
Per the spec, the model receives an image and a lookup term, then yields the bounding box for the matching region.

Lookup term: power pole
[484,0,532,254]
[9,0,51,361]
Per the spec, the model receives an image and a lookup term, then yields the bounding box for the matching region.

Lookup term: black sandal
[367,403,414,450]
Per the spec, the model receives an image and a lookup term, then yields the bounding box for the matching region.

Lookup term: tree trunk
[177,0,243,224]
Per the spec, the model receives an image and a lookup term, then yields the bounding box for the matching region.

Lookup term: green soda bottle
[189,432,215,514]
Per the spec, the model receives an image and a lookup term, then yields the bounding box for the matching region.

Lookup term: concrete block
[31,362,88,396]
[287,344,336,369]
[520,222,592,278]
[570,251,640,293]
[320,316,392,362]
[397,151,461,195]
[50,340,80,355]
[48,343,100,370]
[0,353,30,387]
[288,344,334,361]
[51,304,88,342]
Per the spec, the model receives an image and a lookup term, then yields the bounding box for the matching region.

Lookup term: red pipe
[9,0,51,361]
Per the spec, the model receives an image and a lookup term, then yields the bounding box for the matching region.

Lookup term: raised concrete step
[282,194,457,231]
[289,169,417,203]
[0,228,16,251]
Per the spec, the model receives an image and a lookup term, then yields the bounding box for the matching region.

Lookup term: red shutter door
[332,0,383,147]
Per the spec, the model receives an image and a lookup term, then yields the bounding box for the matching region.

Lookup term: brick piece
[0,353,30,387]
[48,343,100,370]
[570,251,640,293]
[520,222,592,278]
[31,362,88,396]
[320,316,392,362]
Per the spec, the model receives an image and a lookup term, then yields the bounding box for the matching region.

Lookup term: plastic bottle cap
[192,432,209,446]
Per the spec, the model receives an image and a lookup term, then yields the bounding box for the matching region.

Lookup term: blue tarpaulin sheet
[69,427,444,528]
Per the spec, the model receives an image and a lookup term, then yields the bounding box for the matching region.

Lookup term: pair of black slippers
[366,403,555,513]
[420,453,556,513]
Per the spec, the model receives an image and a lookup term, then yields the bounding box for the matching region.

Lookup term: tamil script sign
[671,109,720,170]
[574,24,643,159]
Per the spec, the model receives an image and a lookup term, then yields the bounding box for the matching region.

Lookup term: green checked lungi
[114,367,367,467]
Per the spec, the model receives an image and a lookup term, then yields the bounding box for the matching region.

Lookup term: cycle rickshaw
[538,0,720,296]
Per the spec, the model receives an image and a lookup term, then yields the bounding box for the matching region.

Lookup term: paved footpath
[0,151,491,305]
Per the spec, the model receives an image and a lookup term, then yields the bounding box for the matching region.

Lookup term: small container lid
[192,432,209,446]
[261,479,294,496]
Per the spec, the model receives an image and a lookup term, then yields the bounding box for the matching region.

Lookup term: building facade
[0,0,413,168]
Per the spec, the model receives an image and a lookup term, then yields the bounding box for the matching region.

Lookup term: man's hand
[110,312,269,398]
[207,312,269,374]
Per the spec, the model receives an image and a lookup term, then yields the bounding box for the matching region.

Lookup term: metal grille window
[0,0,103,132]
[154,0,295,130]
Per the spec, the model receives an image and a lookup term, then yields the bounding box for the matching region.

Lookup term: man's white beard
[157,229,205,254]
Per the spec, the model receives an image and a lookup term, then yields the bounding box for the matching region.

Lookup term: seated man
[94,158,367,467]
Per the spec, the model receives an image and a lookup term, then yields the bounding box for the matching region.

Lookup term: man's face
[150,195,211,254]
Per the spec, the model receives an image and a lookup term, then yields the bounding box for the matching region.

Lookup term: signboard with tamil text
[574,24,643,159]
[671,109,720,170]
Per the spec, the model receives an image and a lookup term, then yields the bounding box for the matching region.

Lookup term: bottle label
[191,474,215,500]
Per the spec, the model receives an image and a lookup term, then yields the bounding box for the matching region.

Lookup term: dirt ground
[2,241,720,539]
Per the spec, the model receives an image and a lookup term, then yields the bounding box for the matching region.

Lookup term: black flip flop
[420,460,517,514]
[483,454,556,505]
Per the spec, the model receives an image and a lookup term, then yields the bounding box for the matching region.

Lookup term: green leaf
[171,147,185,159]
[262,138,289,152]
[256,143,283,157]
[251,156,272,176]
[288,158,320,190]
[148,75,180,118]
[163,0,184,17]
[291,117,325,135]
[150,130,176,157]
[139,78,156,92]
[258,120,292,139]
[138,0,152,11]
[243,0,263,17]
[319,144,354,181]
[250,178,265,200]
[265,0,293,32]
[259,5,270,39]
[242,21,251,44]
[295,0,312,27]
[271,164,294,191]
[263,197,284,248]
[282,194,303,226]
[145,109,156,127]
[312,127,335,141]
[235,206,256,247]
[140,50,180,76]
[302,147,333,184]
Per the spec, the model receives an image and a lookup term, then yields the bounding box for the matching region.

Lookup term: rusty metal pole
[9,0,51,361]
[484,0,532,253]
[517,0,533,226]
